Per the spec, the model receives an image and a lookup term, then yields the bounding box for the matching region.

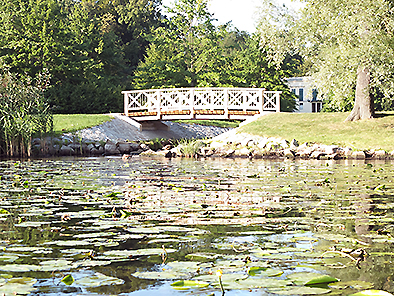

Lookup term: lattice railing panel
[122,88,281,118]
[263,91,281,111]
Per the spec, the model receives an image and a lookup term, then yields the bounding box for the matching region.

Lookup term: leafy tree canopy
[296,0,394,118]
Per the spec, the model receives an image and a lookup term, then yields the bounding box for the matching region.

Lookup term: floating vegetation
[0,158,393,295]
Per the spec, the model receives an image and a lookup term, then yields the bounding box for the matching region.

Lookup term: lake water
[0,157,394,296]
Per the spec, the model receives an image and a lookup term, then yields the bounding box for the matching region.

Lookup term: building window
[312,89,317,101]
[312,103,316,112]
[299,103,303,110]
[299,89,304,101]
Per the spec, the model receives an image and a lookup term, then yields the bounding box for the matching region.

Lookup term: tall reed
[0,68,53,157]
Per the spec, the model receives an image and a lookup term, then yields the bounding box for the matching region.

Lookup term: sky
[161,0,303,34]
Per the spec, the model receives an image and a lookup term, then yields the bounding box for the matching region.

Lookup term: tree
[133,0,225,88]
[297,0,394,121]
[0,0,163,114]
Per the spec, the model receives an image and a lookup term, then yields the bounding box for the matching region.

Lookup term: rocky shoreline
[140,130,394,161]
[30,118,394,160]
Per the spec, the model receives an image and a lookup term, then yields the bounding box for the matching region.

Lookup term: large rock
[104,140,120,155]
[59,145,74,156]
[374,150,386,159]
[351,151,366,159]
[117,142,132,154]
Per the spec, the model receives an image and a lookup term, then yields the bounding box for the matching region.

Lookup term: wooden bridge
[122,88,281,121]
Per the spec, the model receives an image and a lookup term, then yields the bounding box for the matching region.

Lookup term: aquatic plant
[0,67,52,157]
[178,138,204,157]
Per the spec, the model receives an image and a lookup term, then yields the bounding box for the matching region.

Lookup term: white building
[285,77,323,113]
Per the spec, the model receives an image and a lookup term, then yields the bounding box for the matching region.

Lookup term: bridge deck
[122,88,281,121]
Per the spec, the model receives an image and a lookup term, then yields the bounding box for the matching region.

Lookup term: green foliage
[0,67,53,157]
[178,138,204,157]
[296,0,394,112]
[0,0,163,114]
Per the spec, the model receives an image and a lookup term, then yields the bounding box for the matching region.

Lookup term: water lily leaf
[133,271,189,280]
[39,259,75,271]
[171,280,209,290]
[14,221,51,227]
[0,255,19,262]
[45,240,91,247]
[0,277,37,296]
[0,209,10,215]
[248,267,284,277]
[287,272,339,286]
[103,248,175,258]
[0,264,42,272]
[61,274,74,285]
[166,261,201,273]
[269,286,331,295]
[75,260,112,267]
[6,246,48,252]
[349,290,394,296]
[74,272,124,287]
[329,280,374,290]
[236,277,292,289]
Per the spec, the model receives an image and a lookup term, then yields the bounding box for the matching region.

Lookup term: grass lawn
[53,114,113,135]
[238,112,394,151]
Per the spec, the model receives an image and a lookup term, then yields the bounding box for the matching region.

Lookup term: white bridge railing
[122,88,281,120]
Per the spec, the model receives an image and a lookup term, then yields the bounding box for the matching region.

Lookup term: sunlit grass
[238,112,394,151]
[53,114,112,135]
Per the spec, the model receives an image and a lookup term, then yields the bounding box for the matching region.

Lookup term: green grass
[175,120,240,128]
[238,112,394,151]
[53,114,113,135]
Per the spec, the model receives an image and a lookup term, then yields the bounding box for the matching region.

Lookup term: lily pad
[133,270,189,280]
[0,277,37,296]
[329,280,374,290]
[0,264,42,272]
[248,267,284,277]
[171,280,209,290]
[236,277,292,289]
[269,286,331,295]
[74,272,124,287]
[287,272,339,286]
[61,274,74,285]
[349,291,394,296]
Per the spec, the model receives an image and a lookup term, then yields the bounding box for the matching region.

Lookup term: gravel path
[63,116,233,142]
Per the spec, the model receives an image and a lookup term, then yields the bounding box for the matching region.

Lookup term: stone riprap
[143,129,394,160]
[31,118,232,157]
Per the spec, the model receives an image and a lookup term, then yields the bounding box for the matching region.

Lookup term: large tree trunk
[345,66,374,121]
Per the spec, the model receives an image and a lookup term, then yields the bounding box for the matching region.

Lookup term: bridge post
[259,89,264,114]
[190,88,195,119]
[123,92,129,117]
[224,88,229,119]
[276,92,281,112]
[156,89,162,120]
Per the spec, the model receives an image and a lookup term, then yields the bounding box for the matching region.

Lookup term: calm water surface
[0,157,394,296]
